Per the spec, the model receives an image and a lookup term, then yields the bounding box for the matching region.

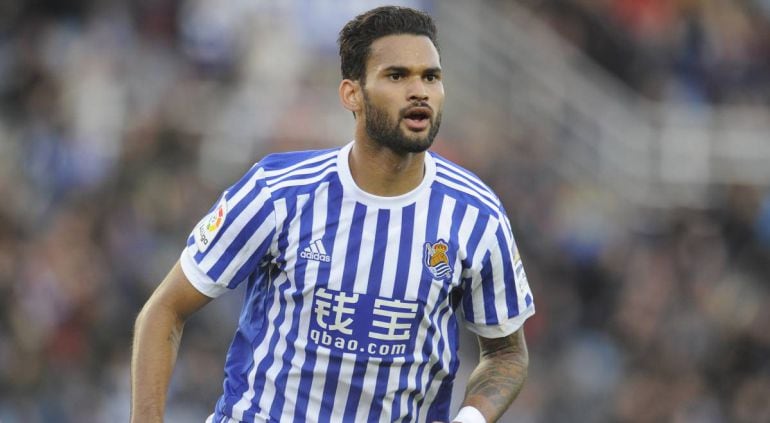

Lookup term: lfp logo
[206,203,225,232]
[424,239,452,280]
[195,196,227,253]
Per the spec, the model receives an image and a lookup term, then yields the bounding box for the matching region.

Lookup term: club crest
[424,239,452,280]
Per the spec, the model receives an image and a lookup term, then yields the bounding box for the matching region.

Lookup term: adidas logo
[300,239,331,263]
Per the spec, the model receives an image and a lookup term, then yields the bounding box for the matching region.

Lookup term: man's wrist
[452,406,487,423]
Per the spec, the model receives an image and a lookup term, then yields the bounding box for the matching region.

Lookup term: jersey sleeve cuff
[180,248,230,298]
[463,306,535,338]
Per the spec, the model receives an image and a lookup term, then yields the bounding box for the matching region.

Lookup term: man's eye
[425,74,439,82]
[389,74,402,81]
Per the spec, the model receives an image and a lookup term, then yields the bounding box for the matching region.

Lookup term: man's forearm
[130,303,186,423]
[460,330,529,423]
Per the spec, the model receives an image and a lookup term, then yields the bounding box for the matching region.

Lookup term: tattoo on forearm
[463,331,529,422]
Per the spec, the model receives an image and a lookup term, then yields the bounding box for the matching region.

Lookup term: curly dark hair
[338,6,439,83]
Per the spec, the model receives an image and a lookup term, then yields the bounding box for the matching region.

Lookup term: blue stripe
[205,197,273,280]
[228,165,261,199]
[414,291,451,422]
[220,272,271,406]
[417,200,468,420]
[219,192,292,419]
[266,197,317,420]
[391,204,414,419]
[479,250,498,325]
[293,179,344,421]
[317,201,367,422]
[227,233,275,289]
[434,172,501,220]
[368,209,390,296]
[218,191,294,418]
[260,149,337,178]
[403,191,444,421]
[461,213,490,324]
[434,159,498,207]
[194,180,271,264]
[243,196,315,420]
[266,161,337,187]
[496,226,520,317]
[269,167,339,203]
[343,208,391,420]
[193,167,264,263]
[221,275,278,418]
[341,358,371,421]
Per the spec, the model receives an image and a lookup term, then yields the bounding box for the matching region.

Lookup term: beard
[363,91,442,155]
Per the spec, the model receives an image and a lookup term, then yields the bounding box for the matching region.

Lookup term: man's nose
[407,78,429,102]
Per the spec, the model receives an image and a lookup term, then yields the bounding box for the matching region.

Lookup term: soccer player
[131,6,535,423]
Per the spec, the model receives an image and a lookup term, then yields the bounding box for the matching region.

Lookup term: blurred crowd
[533,0,770,105]
[1,1,769,422]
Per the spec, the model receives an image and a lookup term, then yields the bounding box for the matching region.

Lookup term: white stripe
[279,185,329,420]
[435,175,502,221]
[231,194,310,420]
[271,199,288,259]
[353,357,385,422]
[266,156,338,186]
[322,196,355,419]
[230,272,288,420]
[214,217,276,288]
[488,233,510,324]
[310,242,319,254]
[330,352,356,421]
[379,208,402,298]
[434,158,498,206]
[296,193,355,421]
[255,276,300,417]
[262,150,338,179]
[373,207,404,421]
[392,193,431,420]
[330,205,377,420]
[197,184,273,271]
[410,267,445,422]
[412,195,455,422]
[458,206,480,280]
[269,166,338,192]
[468,218,500,326]
[353,208,377,294]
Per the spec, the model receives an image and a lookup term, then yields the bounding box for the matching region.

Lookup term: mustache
[399,102,433,118]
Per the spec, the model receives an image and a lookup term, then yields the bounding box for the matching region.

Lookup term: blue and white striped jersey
[181,141,535,423]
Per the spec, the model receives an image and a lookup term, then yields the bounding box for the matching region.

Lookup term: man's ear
[339,79,363,117]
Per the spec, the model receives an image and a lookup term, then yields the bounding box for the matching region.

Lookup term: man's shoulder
[256,146,341,175]
[430,152,505,215]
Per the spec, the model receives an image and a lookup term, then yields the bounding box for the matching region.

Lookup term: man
[131,6,534,423]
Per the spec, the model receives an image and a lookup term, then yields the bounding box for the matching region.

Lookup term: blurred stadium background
[1,0,769,421]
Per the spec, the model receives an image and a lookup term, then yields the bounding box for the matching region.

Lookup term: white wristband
[452,406,487,423]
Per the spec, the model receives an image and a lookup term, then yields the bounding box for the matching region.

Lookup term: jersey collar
[336,141,436,208]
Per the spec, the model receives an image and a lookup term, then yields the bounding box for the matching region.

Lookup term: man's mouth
[403,107,432,131]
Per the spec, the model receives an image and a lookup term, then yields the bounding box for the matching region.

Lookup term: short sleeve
[461,215,535,338]
[180,165,276,298]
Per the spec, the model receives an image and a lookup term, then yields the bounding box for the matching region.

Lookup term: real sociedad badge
[424,239,452,280]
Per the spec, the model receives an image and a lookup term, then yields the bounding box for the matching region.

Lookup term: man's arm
[130,260,213,423]
[457,328,529,423]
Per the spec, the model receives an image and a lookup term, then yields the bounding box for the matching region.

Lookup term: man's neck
[348,139,426,197]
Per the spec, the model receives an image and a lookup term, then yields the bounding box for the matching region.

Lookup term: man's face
[360,34,444,154]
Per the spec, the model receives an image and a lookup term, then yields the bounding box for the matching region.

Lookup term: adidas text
[300,250,331,262]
